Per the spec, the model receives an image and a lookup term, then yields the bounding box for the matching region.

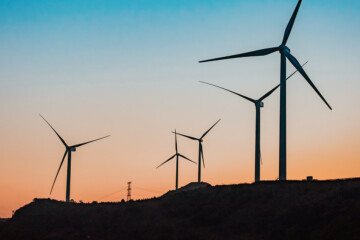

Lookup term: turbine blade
[179,154,196,164]
[174,129,178,153]
[50,150,68,194]
[258,84,280,102]
[258,61,307,101]
[172,132,199,141]
[282,0,302,45]
[199,47,279,63]
[40,114,68,147]
[201,119,221,139]
[72,135,110,148]
[286,61,308,80]
[156,154,176,168]
[201,146,205,168]
[200,81,256,103]
[286,53,332,110]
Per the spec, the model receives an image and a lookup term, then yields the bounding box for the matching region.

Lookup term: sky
[0,0,360,217]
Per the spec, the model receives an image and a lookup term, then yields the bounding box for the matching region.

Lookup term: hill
[1,179,360,239]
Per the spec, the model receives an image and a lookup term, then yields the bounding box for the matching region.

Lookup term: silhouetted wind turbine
[175,119,221,183]
[199,0,332,180]
[40,114,110,202]
[200,62,306,182]
[157,130,196,190]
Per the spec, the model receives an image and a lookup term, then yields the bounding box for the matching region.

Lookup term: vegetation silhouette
[1,179,360,239]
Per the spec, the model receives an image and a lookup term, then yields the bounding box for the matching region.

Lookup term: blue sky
[1,0,359,88]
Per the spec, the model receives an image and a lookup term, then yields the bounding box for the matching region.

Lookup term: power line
[98,188,127,201]
[132,186,163,194]
[109,192,126,202]
[98,185,163,202]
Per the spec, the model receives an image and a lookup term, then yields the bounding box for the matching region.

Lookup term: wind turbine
[40,115,110,202]
[199,0,332,180]
[200,62,306,182]
[175,119,221,183]
[157,130,196,190]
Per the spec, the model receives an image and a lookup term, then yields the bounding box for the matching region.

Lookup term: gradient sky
[1,0,360,217]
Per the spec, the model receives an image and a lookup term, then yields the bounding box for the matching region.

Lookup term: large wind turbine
[157,130,196,190]
[200,63,306,182]
[199,0,332,180]
[175,119,221,183]
[40,115,110,202]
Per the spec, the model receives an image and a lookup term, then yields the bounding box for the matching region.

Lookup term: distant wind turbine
[175,119,221,183]
[157,130,196,190]
[199,0,332,180]
[40,114,110,202]
[200,62,307,182]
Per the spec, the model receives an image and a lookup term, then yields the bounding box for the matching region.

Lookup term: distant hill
[1,179,360,240]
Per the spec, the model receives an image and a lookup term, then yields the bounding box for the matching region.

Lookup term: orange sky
[0,81,359,217]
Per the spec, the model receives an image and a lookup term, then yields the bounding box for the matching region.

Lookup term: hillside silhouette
[1,179,360,239]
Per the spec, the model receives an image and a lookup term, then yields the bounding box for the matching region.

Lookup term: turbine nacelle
[198,0,332,182]
[40,114,110,199]
[279,45,290,54]
[257,101,264,108]
[174,119,221,182]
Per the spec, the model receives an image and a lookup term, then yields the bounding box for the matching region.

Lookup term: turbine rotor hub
[279,45,290,54]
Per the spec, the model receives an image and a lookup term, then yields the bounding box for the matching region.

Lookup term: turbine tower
[175,119,221,183]
[200,63,306,182]
[199,0,332,180]
[40,115,110,202]
[156,130,196,190]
